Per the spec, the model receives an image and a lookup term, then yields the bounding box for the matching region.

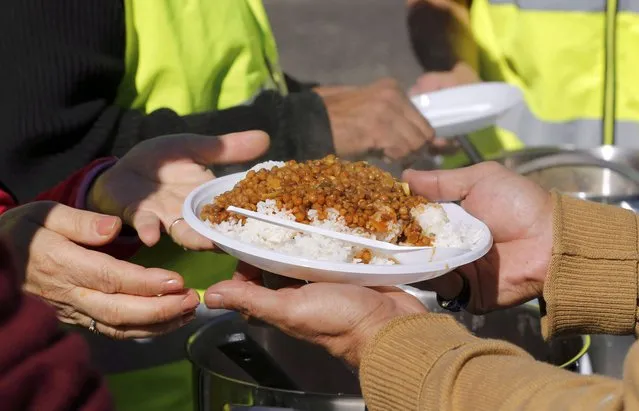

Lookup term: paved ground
[264,0,423,89]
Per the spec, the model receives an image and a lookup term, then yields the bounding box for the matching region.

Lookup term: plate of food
[182,156,492,286]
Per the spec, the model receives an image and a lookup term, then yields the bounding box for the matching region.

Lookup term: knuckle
[111,328,127,340]
[239,289,260,317]
[139,277,154,296]
[128,267,152,295]
[102,300,125,326]
[154,302,176,323]
[56,304,77,320]
[373,101,393,119]
[238,299,256,317]
[57,316,75,326]
[482,161,504,173]
[71,212,88,237]
[97,261,121,294]
[378,86,399,102]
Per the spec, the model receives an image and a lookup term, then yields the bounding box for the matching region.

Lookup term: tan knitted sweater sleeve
[359,194,639,410]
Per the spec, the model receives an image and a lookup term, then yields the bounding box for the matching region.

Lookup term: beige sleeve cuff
[542,193,639,339]
[359,313,527,410]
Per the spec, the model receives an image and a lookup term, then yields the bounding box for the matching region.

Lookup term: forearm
[361,314,636,411]
[406,0,478,71]
[542,193,639,338]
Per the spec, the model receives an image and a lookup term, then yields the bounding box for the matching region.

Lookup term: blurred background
[264,0,421,88]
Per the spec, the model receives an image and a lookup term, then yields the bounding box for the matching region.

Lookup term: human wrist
[349,304,428,366]
[530,192,555,293]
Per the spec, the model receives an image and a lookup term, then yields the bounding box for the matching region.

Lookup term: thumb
[402,161,504,202]
[38,202,121,246]
[186,131,270,165]
[205,280,289,323]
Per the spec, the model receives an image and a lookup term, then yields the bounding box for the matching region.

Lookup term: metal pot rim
[187,306,591,395]
[489,146,639,202]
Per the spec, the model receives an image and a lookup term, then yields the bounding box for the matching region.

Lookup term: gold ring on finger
[168,217,185,237]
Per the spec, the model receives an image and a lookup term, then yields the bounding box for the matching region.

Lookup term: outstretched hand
[88,131,269,249]
[204,265,426,367]
[1,202,199,339]
[403,161,553,313]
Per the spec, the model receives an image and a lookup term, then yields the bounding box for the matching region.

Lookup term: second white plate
[411,82,523,138]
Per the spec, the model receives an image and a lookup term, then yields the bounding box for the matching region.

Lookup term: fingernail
[163,279,182,293]
[96,216,118,236]
[205,293,224,308]
[180,311,197,326]
[182,292,200,314]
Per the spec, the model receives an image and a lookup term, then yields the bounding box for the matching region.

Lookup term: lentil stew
[200,155,435,248]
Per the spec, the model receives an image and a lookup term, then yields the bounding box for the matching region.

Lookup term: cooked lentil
[200,155,434,246]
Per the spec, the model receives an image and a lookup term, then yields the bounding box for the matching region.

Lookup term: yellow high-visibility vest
[470,0,639,151]
[86,2,287,411]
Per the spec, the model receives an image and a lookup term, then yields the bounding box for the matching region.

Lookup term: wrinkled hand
[88,131,269,249]
[204,265,426,367]
[403,162,553,313]
[0,202,200,339]
[409,61,479,95]
[322,78,435,160]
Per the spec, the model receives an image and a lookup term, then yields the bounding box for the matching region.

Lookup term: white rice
[410,204,483,249]
[212,163,482,265]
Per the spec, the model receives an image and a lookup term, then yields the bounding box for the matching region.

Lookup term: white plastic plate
[411,82,523,138]
[183,173,493,286]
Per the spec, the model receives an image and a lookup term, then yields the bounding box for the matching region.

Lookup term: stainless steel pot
[490,146,639,210]
[188,293,590,411]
